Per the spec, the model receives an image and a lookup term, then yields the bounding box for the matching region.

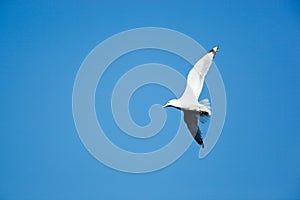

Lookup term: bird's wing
[183,110,200,138]
[179,49,215,102]
[183,110,204,145]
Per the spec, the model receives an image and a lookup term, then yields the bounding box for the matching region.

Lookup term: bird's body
[162,46,219,148]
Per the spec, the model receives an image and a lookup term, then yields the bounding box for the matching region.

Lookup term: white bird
[162,46,219,148]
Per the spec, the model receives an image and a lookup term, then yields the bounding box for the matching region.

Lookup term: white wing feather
[179,51,214,104]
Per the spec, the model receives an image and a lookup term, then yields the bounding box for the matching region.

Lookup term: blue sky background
[1,0,300,199]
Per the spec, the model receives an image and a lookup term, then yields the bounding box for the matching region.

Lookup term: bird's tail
[199,98,211,115]
[199,98,211,123]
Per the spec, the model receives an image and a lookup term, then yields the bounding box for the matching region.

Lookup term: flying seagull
[162,46,219,148]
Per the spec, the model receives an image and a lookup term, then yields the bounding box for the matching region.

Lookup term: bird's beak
[162,104,167,108]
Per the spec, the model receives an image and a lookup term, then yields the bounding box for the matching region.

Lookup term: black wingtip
[194,129,204,147]
[208,45,219,56]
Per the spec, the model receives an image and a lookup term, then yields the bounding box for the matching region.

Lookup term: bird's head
[162,99,181,109]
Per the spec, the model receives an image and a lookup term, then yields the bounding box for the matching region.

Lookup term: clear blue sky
[0,0,299,199]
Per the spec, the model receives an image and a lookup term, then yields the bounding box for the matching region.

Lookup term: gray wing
[183,110,204,145]
[179,50,215,103]
[183,110,199,137]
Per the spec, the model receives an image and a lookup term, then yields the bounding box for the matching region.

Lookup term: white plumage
[162,46,219,148]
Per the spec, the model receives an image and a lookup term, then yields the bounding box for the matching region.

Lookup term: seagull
[162,46,219,148]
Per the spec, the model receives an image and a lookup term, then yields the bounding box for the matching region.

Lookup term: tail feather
[199,98,211,123]
[199,98,211,115]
